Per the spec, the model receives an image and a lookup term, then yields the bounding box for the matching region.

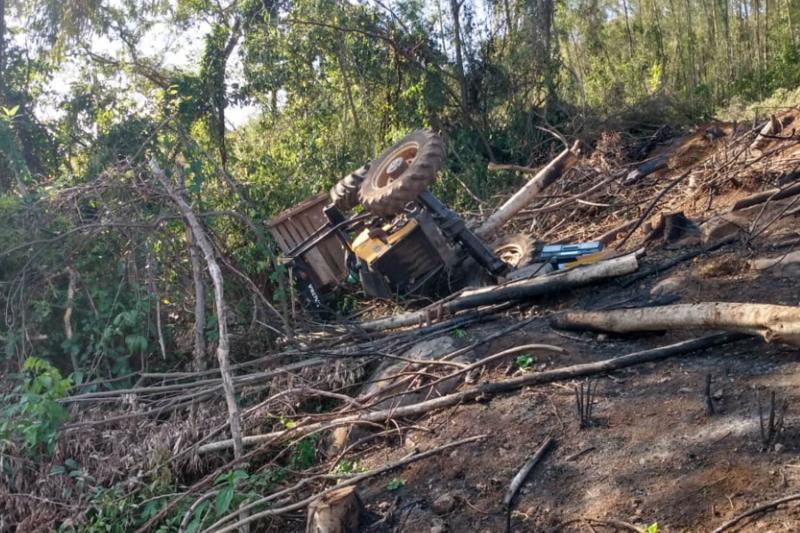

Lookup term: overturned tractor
[267,130,600,312]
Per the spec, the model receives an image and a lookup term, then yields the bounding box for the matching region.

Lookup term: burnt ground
[323,113,800,533]
[343,238,800,533]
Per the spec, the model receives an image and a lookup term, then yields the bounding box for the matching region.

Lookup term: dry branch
[478,140,582,237]
[359,253,639,332]
[504,436,554,508]
[551,302,800,346]
[731,181,800,211]
[198,332,741,454]
[710,492,800,533]
[150,158,245,460]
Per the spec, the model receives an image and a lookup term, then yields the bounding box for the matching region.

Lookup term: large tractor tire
[359,130,445,217]
[330,164,369,211]
[490,233,535,269]
[462,233,536,287]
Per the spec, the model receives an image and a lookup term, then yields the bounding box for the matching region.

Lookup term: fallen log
[731,181,800,211]
[198,332,742,453]
[623,153,669,185]
[550,302,800,346]
[359,253,639,332]
[597,220,637,246]
[477,140,582,238]
[751,250,800,276]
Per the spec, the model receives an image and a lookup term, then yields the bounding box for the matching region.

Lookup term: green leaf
[514,355,534,369]
[125,334,148,354]
[1,105,19,119]
[184,500,209,533]
[230,470,250,483]
[386,478,405,491]
[215,486,234,515]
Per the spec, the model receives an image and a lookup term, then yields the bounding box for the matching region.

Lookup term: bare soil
[340,113,800,533]
[350,248,800,532]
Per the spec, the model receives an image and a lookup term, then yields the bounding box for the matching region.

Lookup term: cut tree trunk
[359,252,638,332]
[306,486,362,533]
[551,302,800,346]
[623,153,669,185]
[477,141,582,238]
[750,114,782,152]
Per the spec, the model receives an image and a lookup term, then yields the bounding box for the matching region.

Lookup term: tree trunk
[621,0,635,57]
[0,0,6,102]
[358,252,638,332]
[477,140,581,238]
[449,0,469,112]
[64,266,79,374]
[187,227,208,371]
[336,41,360,134]
[150,157,244,459]
[198,332,742,453]
[145,244,167,360]
[551,302,800,346]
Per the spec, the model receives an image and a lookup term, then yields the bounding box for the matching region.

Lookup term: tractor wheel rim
[375,142,419,188]
[495,244,523,267]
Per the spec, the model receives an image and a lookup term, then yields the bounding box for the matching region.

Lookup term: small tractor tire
[330,164,369,211]
[490,233,535,269]
[359,130,445,217]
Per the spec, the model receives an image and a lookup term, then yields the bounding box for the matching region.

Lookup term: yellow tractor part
[352,219,420,267]
[560,250,612,269]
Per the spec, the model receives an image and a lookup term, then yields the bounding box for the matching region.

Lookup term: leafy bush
[1,356,72,455]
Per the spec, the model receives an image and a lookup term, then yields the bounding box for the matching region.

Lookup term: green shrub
[1,356,72,455]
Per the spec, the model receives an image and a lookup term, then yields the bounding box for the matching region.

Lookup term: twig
[503,436,554,509]
[705,373,715,415]
[575,380,597,428]
[550,518,645,533]
[178,490,217,533]
[710,493,800,533]
[565,446,594,462]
